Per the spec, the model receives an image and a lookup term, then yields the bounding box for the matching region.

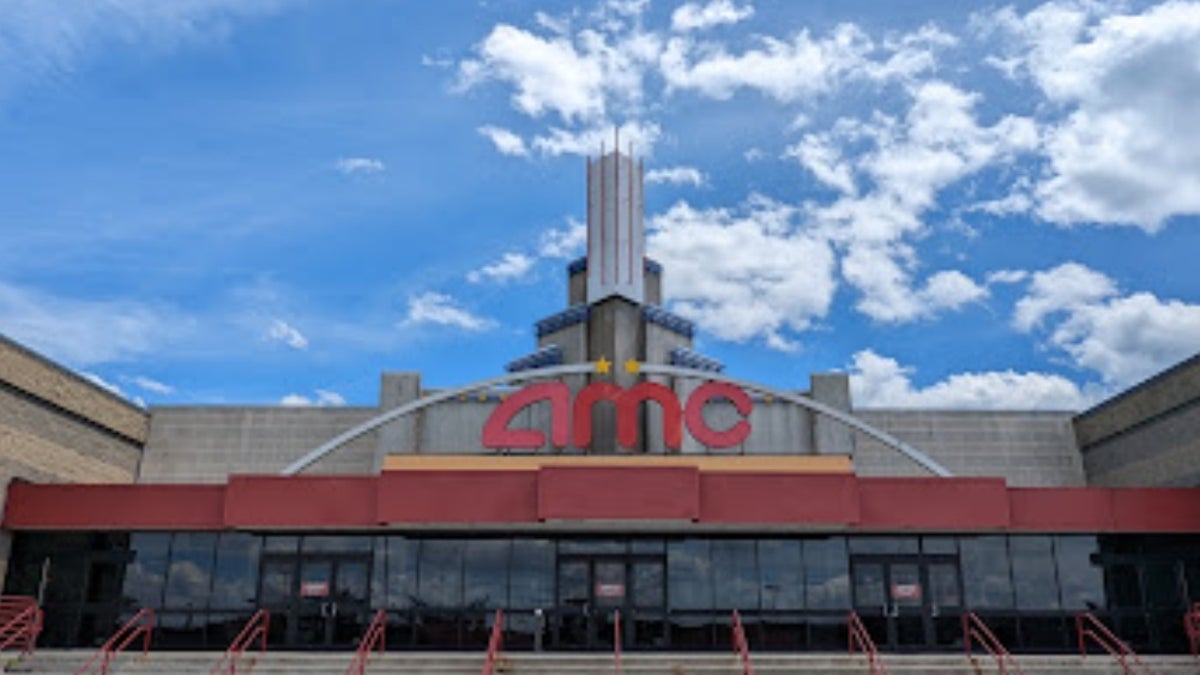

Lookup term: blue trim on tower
[643,305,694,338]
[669,347,724,373]
[506,345,565,373]
[535,305,590,338]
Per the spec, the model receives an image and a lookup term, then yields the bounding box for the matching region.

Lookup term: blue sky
[2,0,1199,409]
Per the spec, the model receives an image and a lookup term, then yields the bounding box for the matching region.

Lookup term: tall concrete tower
[586,138,645,304]
[506,135,724,452]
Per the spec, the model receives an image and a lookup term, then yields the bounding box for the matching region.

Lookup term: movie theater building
[2,148,1199,656]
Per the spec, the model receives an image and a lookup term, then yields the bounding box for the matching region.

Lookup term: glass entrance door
[851,555,963,651]
[259,553,371,648]
[554,556,665,650]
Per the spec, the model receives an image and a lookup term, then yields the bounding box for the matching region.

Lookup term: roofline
[0,333,146,417]
[1075,351,1200,421]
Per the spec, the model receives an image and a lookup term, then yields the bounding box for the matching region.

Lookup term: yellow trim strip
[383,454,852,473]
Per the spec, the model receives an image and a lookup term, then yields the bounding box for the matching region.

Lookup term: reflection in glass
[386,538,418,609]
[712,540,758,609]
[165,533,217,610]
[510,540,553,608]
[759,540,804,610]
[960,536,1013,609]
[668,540,712,610]
[302,536,372,553]
[1054,536,1103,610]
[210,534,259,610]
[1011,536,1060,610]
[632,561,664,609]
[804,538,849,609]
[464,540,509,609]
[417,540,464,608]
[852,562,885,610]
[122,533,170,609]
[848,537,918,555]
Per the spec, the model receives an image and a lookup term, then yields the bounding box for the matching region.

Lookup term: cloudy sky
[2,0,1199,409]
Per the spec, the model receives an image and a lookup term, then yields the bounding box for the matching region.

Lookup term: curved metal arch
[281,362,952,477]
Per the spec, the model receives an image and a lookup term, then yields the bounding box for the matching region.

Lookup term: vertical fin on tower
[586,129,645,304]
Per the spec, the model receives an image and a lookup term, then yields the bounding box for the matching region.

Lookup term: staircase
[5,651,1200,674]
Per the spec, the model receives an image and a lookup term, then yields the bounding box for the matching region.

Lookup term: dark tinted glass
[386,538,418,609]
[509,540,553,608]
[1011,536,1060,610]
[758,539,804,610]
[165,533,217,610]
[848,537,918,555]
[209,534,260,610]
[960,536,1013,609]
[668,540,712,610]
[463,540,509,608]
[302,535,371,553]
[712,540,758,609]
[122,533,170,609]
[1143,562,1183,609]
[1054,535,1104,610]
[804,537,849,609]
[418,540,464,607]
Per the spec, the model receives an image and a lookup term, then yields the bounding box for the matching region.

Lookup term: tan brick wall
[0,337,148,444]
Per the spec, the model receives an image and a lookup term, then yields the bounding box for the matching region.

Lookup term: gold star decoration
[624,359,641,374]
[595,356,612,374]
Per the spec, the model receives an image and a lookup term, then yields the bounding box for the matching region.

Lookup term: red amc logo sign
[482,381,753,450]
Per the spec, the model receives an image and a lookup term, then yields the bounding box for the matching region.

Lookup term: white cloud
[280,389,346,407]
[988,1,1200,230]
[671,0,754,32]
[467,252,536,284]
[477,125,529,156]
[538,218,587,258]
[0,281,182,366]
[849,349,1093,410]
[1014,262,1200,387]
[644,166,705,186]
[805,81,1036,322]
[402,292,494,332]
[266,319,308,350]
[133,376,174,395]
[82,372,125,398]
[648,196,836,349]
[530,120,660,157]
[660,22,954,102]
[986,269,1029,285]
[335,157,385,174]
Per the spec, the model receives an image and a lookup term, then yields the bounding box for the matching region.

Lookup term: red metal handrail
[730,610,755,675]
[74,608,155,675]
[0,596,42,654]
[613,609,622,675]
[962,612,1026,675]
[209,609,269,675]
[480,609,504,675]
[344,609,387,675]
[1185,603,1200,657]
[847,611,889,675]
[1076,612,1154,675]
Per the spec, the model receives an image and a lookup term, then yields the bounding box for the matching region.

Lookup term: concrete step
[6,650,1199,674]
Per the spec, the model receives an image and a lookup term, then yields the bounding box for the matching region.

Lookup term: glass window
[1109,564,1142,609]
[387,538,418,609]
[758,539,804,611]
[1143,562,1183,609]
[804,537,849,609]
[1011,536,1060,610]
[165,533,217,610]
[302,536,371,553]
[372,537,387,608]
[560,539,626,554]
[1054,536,1104,610]
[847,537,918,555]
[122,533,170,609]
[922,537,958,555]
[463,540,509,609]
[712,540,758,610]
[209,534,260,610]
[509,540,553,608]
[263,536,298,553]
[668,540,713,610]
[417,540,463,608]
[960,536,1013,609]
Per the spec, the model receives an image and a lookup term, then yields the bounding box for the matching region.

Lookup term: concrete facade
[1075,353,1200,487]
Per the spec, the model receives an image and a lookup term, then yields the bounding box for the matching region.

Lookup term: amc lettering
[481,381,753,450]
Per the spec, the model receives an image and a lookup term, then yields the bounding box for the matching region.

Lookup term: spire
[585,130,645,304]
